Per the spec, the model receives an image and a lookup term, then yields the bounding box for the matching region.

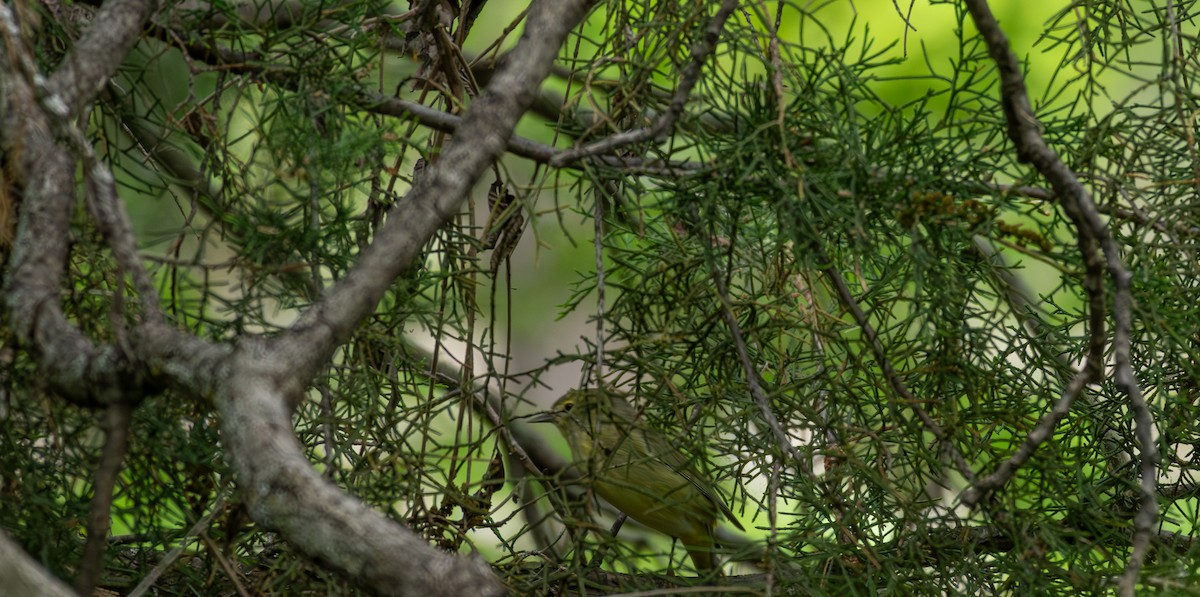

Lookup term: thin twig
[816,245,978,483]
[693,204,808,471]
[740,2,796,172]
[548,0,741,167]
[74,404,133,595]
[358,85,707,173]
[710,262,806,469]
[974,180,1200,238]
[127,491,228,597]
[593,186,607,380]
[155,27,708,176]
[84,154,165,323]
[765,459,780,597]
[198,532,253,597]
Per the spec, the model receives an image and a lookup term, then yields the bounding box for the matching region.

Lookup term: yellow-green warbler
[530,388,743,570]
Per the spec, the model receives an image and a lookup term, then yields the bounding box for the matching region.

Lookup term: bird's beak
[526,411,559,424]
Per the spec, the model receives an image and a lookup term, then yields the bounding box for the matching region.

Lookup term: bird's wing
[637,427,746,531]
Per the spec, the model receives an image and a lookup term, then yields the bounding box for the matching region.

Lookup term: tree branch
[816,244,979,484]
[49,0,160,118]
[0,530,74,597]
[548,0,740,167]
[204,0,594,594]
[214,340,506,596]
[151,26,705,176]
[704,229,808,471]
[281,0,593,371]
[353,87,705,174]
[75,404,134,595]
[961,2,1156,593]
[0,3,152,407]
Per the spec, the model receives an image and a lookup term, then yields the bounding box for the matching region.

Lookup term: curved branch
[0,5,153,407]
[216,338,505,596]
[961,2,1156,593]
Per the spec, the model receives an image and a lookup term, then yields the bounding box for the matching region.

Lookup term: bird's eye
[561,401,574,412]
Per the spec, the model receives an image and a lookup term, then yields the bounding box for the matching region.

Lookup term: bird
[530,387,744,571]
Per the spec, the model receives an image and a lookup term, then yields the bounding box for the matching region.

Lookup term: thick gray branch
[0,530,75,597]
[282,0,594,372]
[209,0,594,593]
[49,0,159,117]
[0,11,132,405]
[216,339,504,596]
